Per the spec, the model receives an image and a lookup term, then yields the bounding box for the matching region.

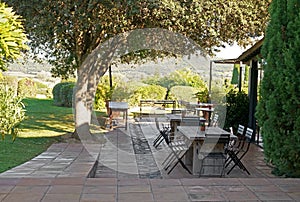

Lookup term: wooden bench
[139,99,176,118]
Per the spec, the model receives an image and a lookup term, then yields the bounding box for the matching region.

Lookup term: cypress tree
[231,64,239,85]
[244,65,249,84]
[256,0,300,177]
[243,65,249,90]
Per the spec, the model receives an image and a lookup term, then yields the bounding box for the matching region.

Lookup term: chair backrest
[210,113,219,127]
[241,127,253,154]
[245,127,253,142]
[154,117,161,131]
[155,117,169,131]
[228,124,245,149]
[230,127,234,135]
[236,124,245,136]
[235,124,246,147]
[160,127,170,145]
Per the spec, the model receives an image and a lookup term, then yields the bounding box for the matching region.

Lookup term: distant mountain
[7,60,52,73]
[4,60,59,87]
[111,55,233,84]
[5,55,234,86]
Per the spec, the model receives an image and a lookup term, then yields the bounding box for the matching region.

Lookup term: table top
[109,102,128,109]
[166,114,206,122]
[154,100,176,104]
[195,107,214,112]
[140,99,176,104]
[165,114,182,121]
[177,126,234,140]
[190,102,214,107]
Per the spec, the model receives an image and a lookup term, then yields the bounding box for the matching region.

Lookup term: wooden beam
[248,60,258,141]
[238,62,243,92]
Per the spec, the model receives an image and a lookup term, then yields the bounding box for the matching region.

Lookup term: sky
[214,43,247,59]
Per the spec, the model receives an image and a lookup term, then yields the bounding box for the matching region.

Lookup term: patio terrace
[0,117,299,201]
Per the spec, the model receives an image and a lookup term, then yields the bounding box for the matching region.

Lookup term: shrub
[0,85,25,140]
[17,78,37,98]
[129,84,167,106]
[224,89,249,132]
[195,88,209,103]
[111,83,136,102]
[52,82,75,107]
[0,75,18,92]
[94,76,115,110]
[53,82,65,106]
[59,82,75,107]
[35,81,52,98]
[169,86,198,103]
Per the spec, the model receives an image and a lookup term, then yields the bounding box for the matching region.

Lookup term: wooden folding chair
[209,113,219,127]
[161,130,192,175]
[153,117,170,148]
[226,127,253,175]
[225,124,245,164]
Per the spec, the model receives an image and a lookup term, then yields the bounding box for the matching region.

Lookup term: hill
[4,55,233,87]
[110,55,233,84]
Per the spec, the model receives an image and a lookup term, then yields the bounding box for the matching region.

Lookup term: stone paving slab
[0,143,98,179]
[0,177,299,201]
[0,118,300,201]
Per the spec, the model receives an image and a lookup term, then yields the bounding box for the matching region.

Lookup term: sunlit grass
[0,135,58,173]
[18,98,75,138]
[0,98,109,173]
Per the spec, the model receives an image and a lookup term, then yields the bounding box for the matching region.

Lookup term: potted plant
[200,120,206,131]
[195,88,209,103]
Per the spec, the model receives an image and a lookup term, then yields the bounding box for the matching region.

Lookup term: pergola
[210,38,264,142]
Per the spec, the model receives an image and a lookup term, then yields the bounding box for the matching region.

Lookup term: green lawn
[0,98,107,173]
[0,135,58,173]
[0,98,75,173]
[18,98,75,137]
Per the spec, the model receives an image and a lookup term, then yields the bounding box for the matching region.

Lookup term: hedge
[52,82,75,107]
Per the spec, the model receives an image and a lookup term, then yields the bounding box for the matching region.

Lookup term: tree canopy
[144,68,206,90]
[4,0,270,78]
[143,68,208,100]
[0,2,28,71]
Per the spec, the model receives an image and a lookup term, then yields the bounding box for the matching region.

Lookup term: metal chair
[226,127,253,175]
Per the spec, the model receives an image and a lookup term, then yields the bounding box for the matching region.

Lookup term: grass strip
[0,136,58,173]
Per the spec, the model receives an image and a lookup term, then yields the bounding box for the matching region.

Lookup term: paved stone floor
[0,118,299,201]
